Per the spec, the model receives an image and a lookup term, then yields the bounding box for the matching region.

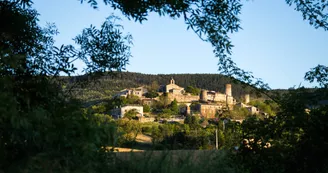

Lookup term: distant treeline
[64,72,318,106]
[65,72,280,101]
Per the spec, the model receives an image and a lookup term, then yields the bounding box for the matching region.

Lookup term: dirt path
[108,133,152,152]
[135,133,152,144]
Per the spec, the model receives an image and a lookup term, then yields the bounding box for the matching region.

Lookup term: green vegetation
[106,95,140,110]
[117,119,141,147]
[185,86,201,96]
[124,109,139,120]
[68,73,319,106]
[223,106,251,119]
[154,99,181,118]
[144,90,159,98]
[143,81,160,99]
[0,1,129,172]
[143,104,151,113]
[170,99,179,114]
[248,100,279,116]
[184,115,200,129]
[70,72,258,102]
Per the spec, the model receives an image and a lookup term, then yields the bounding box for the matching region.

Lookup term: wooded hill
[67,72,273,103]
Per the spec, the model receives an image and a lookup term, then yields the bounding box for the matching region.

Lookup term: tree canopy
[0,1,132,172]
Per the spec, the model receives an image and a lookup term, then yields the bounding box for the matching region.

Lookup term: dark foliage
[0,1,130,172]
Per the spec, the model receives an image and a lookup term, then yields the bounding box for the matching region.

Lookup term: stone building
[159,78,199,103]
[164,78,185,94]
[160,78,236,106]
[111,78,240,119]
[197,104,226,118]
[114,86,147,98]
[141,98,154,105]
[235,94,271,116]
[167,93,199,103]
[235,102,260,115]
[111,105,143,119]
[160,79,237,118]
[244,94,250,104]
[199,84,236,107]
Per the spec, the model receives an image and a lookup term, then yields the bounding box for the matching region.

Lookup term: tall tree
[0,1,131,172]
[170,99,179,114]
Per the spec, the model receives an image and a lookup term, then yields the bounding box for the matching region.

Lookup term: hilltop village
[111,78,266,120]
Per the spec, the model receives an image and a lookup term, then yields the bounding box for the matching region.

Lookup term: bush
[185,86,201,96]
[142,126,152,134]
[143,104,151,112]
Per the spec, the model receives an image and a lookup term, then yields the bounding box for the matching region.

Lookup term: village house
[111,105,143,119]
[234,94,269,116]
[199,84,236,108]
[114,86,148,98]
[197,104,225,118]
[235,102,260,115]
[110,78,269,120]
[163,78,185,94]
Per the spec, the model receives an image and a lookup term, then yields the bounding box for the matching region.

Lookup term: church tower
[170,78,175,84]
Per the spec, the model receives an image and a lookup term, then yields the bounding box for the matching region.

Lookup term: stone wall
[213,93,226,102]
[202,91,233,105]
[235,103,259,115]
[139,117,155,123]
[226,96,234,105]
[121,105,144,117]
[197,104,225,118]
[166,83,184,93]
[111,106,144,119]
[167,93,199,103]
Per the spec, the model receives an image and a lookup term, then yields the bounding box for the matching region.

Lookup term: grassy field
[108,132,242,173]
[110,149,241,173]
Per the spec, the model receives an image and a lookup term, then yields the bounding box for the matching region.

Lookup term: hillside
[66,72,268,103]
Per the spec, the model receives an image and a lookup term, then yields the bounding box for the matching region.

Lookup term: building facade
[114,86,147,98]
[111,105,144,119]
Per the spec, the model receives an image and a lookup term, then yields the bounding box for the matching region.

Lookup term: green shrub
[143,104,151,112]
[142,126,152,134]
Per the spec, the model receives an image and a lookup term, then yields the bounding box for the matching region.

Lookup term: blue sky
[33,0,327,89]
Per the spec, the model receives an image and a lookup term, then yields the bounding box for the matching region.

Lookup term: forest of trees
[68,72,282,103]
[70,72,246,98]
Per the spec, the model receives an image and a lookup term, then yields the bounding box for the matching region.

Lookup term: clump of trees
[123,109,139,120]
[0,0,132,172]
[145,81,160,98]
[248,100,279,116]
[106,95,140,110]
[184,115,200,129]
[144,91,159,98]
[156,99,179,118]
[223,106,250,119]
[185,86,201,96]
[143,104,151,113]
[236,87,328,173]
[116,118,141,147]
[148,116,244,150]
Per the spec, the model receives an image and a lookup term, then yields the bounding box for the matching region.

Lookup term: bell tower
[170,78,175,84]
